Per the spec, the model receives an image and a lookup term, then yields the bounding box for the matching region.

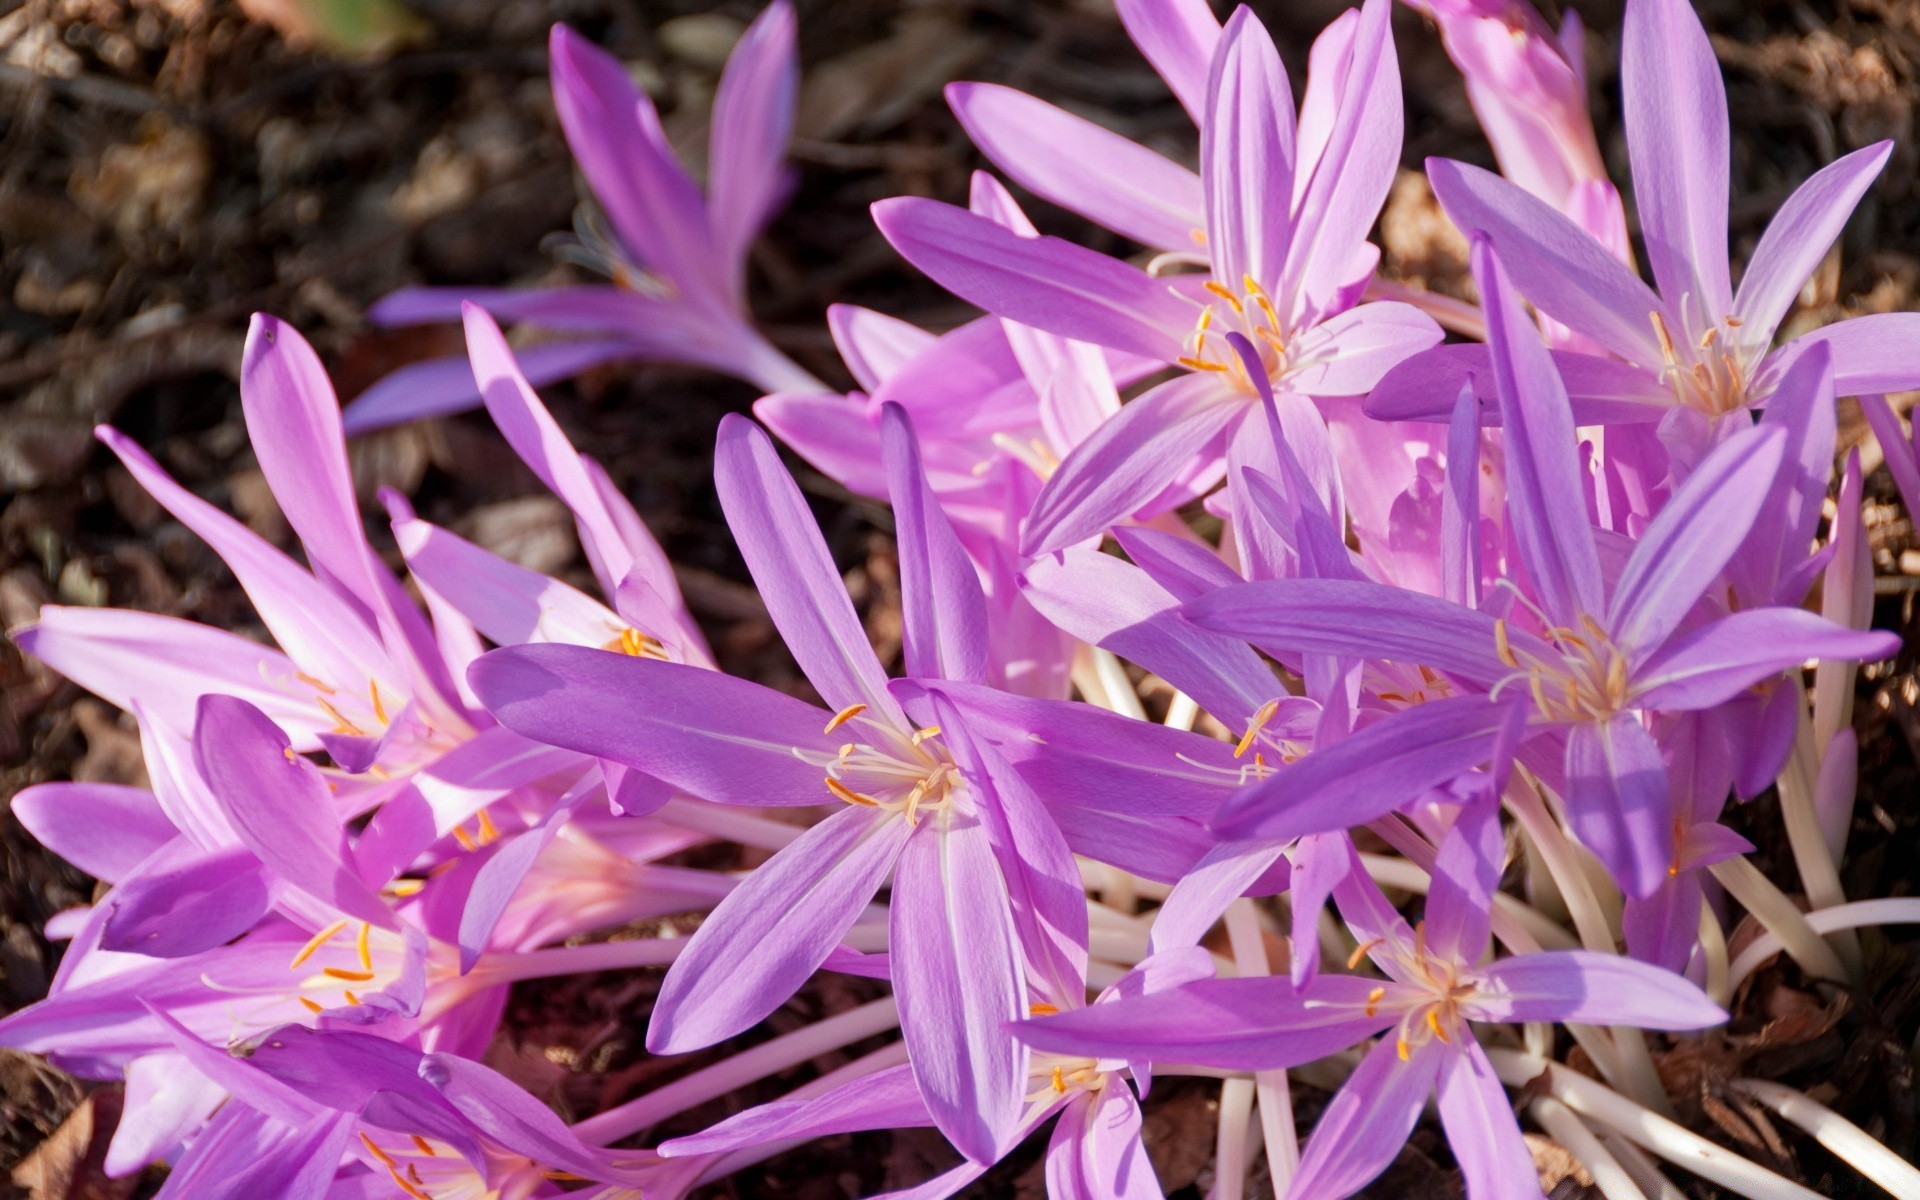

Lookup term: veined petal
[1475,237,1605,626]
[549,24,722,311]
[1203,8,1295,290]
[1365,344,1671,426]
[881,405,989,685]
[1015,974,1394,1070]
[893,810,1026,1164]
[949,83,1203,253]
[192,695,394,927]
[1211,696,1524,844]
[1469,950,1726,1029]
[1148,840,1288,954]
[100,841,270,958]
[1048,1085,1161,1200]
[340,340,643,435]
[393,515,624,650]
[1022,374,1244,556]
[754,391,889,499]
[14,607,329,747]
[1427,157,1668,364]
[1019,548,1281,733]
[1423,798,1503,966]
[1435,1041,1540,1200]
[708,0,798,274]
[1633,609,1901,711]
[650,804,908,1053]
[1114,0,1220,122]
[10,784,173,883]
[1608,423,1787,654]
[1563,714,1672,901]
[1279,0,1400,318]
[660,1062,930,1157]
[1288,1037,1444,1200]
[1182,578,1524,689]
[1281,300,1443,397]
[369,284,678,331]
[1783,312,1920,398]
[467,645,836,806]
[1622,0,1732,316]
[1732,142,1892,339]
[829,304,937,392]
[716,413,905,724]
[872,197,1192,361]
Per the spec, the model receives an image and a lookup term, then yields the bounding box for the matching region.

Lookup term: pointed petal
[1182,578,1520,689]
[468,645,836,806]
[1023,375,1244,556]
[652,805,907,1053]
[1287,1036,1445,1200]
[1564,714,1672,900]
[716,413,905,723]
[1435,1041,1540,1200]
[10,783,174,883]
[1016,975,1392,1070]
[1633,609,1901,711]
[1203,8,1295,290]
[893,811,1026,1163]
[393,515,624,649]
[881,405,989,684]
[708,1,798,271]
[1426,157,1667,364]
[1470,950,1726,1028]
[1114,0,1220,121]
[949,83,1203,253]
[1622,0,1731,315]
[829,304,937,391]
[1211,696,1523,843]
[1732,142,1892,338]
[754,390,889,499]
[1282,300,1442,397]
[1786,313,1920,397]
[192,695,394,926]
[1364,344,1672,426]
[340,340,643,435]
[660,1062,930,1157]
[1148,840,1288,954]
[872,197,1191,361]
[1475,236,1605,625]
[101,841,271,957]
[1049,1086,1161,1200]
[1608,424,1787,652]
[1424,799,1504,965]
[1280,0,1401,317]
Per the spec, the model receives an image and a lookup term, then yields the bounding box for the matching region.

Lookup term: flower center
[1649,307,1753,418]
[1491,614,1632,723]
[357,1131,558,1200]
[1178,274,1292,394]
[798,705,962,825]
[1026,1050,1107,1104]
[1358,923,1480,1061]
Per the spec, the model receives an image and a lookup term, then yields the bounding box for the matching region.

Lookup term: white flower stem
[1212,1076,1257,1200]
[1226,899,1298,1191]
[1729,1078,1920,1199]
[1699,900,1731,1010]
[1727,897,1920,990]
[573,997,901,1145]
[1530,1096,1649,1200]
[1484,1050,1826,1200]
[1709,856,1848,985]
[1774,680,1862,980]
[657,797,803,852]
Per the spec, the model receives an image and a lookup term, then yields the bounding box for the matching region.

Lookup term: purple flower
[348,5,819,433]
[875,0,1440,555]
[1372,0,1920,451]
[1018,803,1726,1200]
[1184,239,1901,898]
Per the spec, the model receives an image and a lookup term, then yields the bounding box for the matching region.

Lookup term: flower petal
[881,405,990,685]
[708,0,798,274]
[649,804,908,1053]
[1203,8,1295,289]
[1732,142,1892,339]
[1287,1036,1445,1200]
[1470,950,1726,1028]
[1435,1041,1540,1200]
[1563,714,1672,901]
[1114,0,1220,122]
[1633,609,1902,711]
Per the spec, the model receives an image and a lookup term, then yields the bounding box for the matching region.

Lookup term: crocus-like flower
[348,5,819,433]
[1018,803,1728,1200]
[473,407,1229,1162]
[876,0,1441,555]
[1185,239,1901,898]
[1372,0,1919,453]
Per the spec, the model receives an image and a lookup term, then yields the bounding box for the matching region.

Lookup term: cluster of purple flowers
[9,1,1920,1198]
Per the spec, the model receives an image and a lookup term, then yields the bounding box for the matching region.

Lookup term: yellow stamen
[452,825,477,852]
[1365,987,1385,1018]
[298,996,325,1014]
[1235,698,1281,759]
[322,967,376,982]
[825,777,877,807]
[1494,618,1517,669]
[386,878,426,897]
[289,919,351,969]
[342,989,360,1006]
[1397,1034,1411,1062]
[823,703,868,734]
[1051,1066,1067,1093]
[1347,938,1384,970]
[355,922,373,972]
[1177,355,1230,373]
[410,1135,436,1156]
[1031,1002,1059,1016]
[476,808,499,845]
[283,746,300,763]
[1426,1008,1450,1044]
[1203,280,1244,312]
[369,681,388,725]
[294,671,337,695]
[315,696,364,737]
[360,1132,398,1167]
